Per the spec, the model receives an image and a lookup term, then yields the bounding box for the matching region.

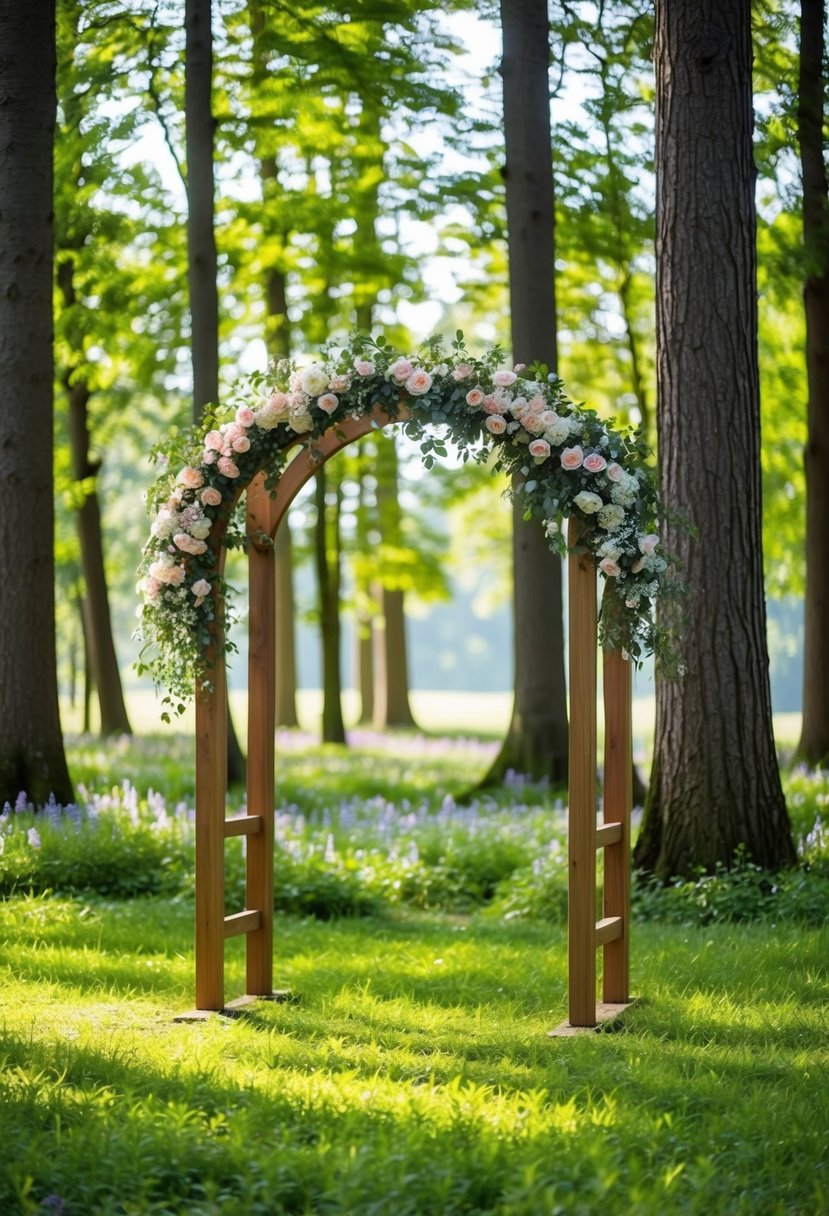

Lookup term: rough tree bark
[0,0,73,805]
[634,0,796,876]
[481,0,568,786]
[185,0,245,780]
[796,0,829,766]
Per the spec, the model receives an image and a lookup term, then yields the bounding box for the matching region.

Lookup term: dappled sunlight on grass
[1,895,827,1213]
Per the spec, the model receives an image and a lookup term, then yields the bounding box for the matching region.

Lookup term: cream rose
[573,490,603,514]
[300,364,329,396]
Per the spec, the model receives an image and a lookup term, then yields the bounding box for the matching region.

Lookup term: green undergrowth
[1,735,827,929]
[0,894,826,1215]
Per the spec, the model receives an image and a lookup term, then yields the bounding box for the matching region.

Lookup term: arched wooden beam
[246,401,411,545]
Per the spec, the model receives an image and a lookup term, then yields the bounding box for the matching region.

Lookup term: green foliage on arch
[137,333,678,716]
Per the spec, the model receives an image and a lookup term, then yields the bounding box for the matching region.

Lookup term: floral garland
[137,333,676,717]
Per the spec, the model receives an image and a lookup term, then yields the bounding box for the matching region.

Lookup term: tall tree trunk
[796,0,829,766]
[372,438,416,729]
[635,0,795,877]
[185,0,245,781]
[0,0,73,806]
[249,2,300,728]
[315,467,346,743]
[58,261,131,736]
[482,0,568,786]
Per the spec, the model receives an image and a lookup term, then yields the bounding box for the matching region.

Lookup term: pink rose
[217,456,240,479]
[492,369,517,387]
[483,394,507,414]
[205,430,224,452]
[466,388,484,407]
[317,393,339,415]
[599,557,621,578]
[235,406,255,427]
[267,391,288,410]
[583,452,607,473]
[191,578,212,598]
[521,413,546,435]
[354,359,375,376]
[177,466,204,489]
[452,363,473,380]
[528,438,551,460]
[606,462,626,482]
[201,487,222,507]
[389,358,413,382]
[405,369,433,396]
[485,415,507,435]
[639,533,659,555]
[514,362,526,372]
[232,435,251,453]
[174,532,208,556]
[527,395,546,412]
[560,445,584,470]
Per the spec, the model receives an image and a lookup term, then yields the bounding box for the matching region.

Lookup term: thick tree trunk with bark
[482,0,568,786]
[0,0,73,806]
[185,0,245,781]
[315,468,346,743]
[796,0,829,766]
[635,0,795,876]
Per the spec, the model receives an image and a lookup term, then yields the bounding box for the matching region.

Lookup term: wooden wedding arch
[185,402,634,1031]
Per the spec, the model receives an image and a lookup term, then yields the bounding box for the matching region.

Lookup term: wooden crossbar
[224,814,263,838]
[595,916,623,946]
[595,822,622,848]
[224,910,261,939]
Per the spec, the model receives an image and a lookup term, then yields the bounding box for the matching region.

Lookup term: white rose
[300,364,330,397]
[573,491,603,515]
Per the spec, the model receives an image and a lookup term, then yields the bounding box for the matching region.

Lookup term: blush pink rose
[217,456,240,479]
[389,358,414,382]
[202,450,217,465]
[638,533,659,555]
[317,393,339,415]
[235,406,255,427]
[606,462,626,482]
[492,369,517,387]
[583,452,607,473]
[528,438,551,460]
[328,374,350,392]
[173,533,208,556]
[406,369,433,395]
[514,362,526,372]
[191,578,212,598]
[452,363,473,380]
[177,466,204,489]
[560,445,584,470]
[483,394,507,414]
[599,557,621,577]
[466,388,484,407]
[527,395,546,412]
[204,430,224,452]
[485,415,507,435]
[354,359,375,376]
[201,487,222,507]
[231,435,251,453]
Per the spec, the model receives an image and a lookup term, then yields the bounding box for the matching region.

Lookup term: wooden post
[567,524,598,1027]
[194,647,227,1011]
[245,476,276,996]
[602,641,632,1004]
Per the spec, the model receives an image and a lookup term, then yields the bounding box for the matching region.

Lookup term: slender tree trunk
[185,0,245,781]
[796,0,829,766]
[482,0,568,786]
[315,467,346,743]
[372,438,417,729]
[58,263,131,736]
[0,0,73,805]
[635,0,795,877]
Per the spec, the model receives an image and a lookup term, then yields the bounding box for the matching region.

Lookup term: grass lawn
[1,893,827,1215]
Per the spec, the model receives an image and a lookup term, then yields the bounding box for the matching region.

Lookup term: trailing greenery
[137,333,679,714]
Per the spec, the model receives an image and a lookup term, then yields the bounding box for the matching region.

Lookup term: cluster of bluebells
[138,334,674,711]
